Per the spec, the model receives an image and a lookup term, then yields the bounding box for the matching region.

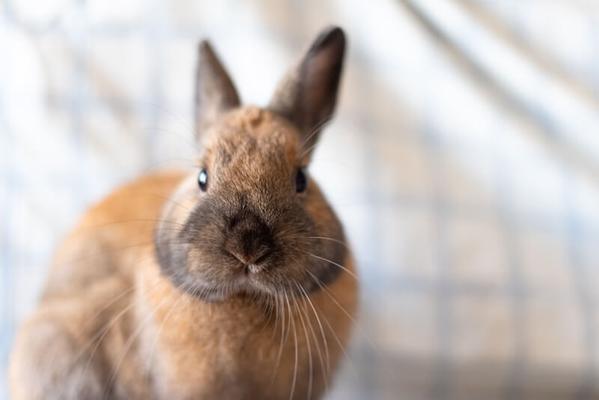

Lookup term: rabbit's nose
[226,241,272,266]
[224,210,274,268]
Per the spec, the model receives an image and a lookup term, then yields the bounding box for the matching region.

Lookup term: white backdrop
[2,0,599,399]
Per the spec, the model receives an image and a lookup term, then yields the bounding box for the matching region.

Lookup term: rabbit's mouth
[187,244,347,303]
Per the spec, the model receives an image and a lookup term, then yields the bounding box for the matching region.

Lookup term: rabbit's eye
[198,169,208,192]
[295,168,307,193]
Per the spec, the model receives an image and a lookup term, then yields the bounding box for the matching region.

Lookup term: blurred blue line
[345,63,383,399]
[71,0,89,207]
[144,0,165,167]
[423,107,453,400]
[0,25,14,400]
[494,121,528,400]
[564,172,597,400]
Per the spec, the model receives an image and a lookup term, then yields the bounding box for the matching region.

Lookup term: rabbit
[9,26,358,400]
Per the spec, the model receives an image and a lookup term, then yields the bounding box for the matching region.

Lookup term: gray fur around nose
[224,209,275,266]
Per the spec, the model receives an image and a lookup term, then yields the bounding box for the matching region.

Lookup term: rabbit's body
[11,169,356,399]
[10,27,357,399]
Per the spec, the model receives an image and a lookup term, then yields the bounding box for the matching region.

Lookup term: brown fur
[9,26,357,400]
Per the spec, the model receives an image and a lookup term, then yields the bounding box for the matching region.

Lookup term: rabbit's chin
[171,274,296,303]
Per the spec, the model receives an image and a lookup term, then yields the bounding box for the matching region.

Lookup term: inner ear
[195,41,241,140]
[269,26,346,157]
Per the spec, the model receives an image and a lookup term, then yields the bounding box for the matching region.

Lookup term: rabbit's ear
[195,41,240,137]
[269,26,346,156]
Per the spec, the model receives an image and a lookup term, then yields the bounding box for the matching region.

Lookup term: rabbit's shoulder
[43,169,187,299]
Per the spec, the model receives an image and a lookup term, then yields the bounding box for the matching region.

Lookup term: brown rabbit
[9,26,358,400]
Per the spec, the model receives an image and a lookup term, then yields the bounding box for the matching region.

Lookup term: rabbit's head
[156,27,348,302]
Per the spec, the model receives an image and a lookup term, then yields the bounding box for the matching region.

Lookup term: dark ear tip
[310,26,346,53]
[198,40,215,58]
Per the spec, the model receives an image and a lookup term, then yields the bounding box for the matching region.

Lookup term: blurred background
[2,0,599,399]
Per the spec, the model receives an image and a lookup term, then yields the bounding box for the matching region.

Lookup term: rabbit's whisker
[306,252,359,282]
[297,282,330,388]
[305,235,349,250]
